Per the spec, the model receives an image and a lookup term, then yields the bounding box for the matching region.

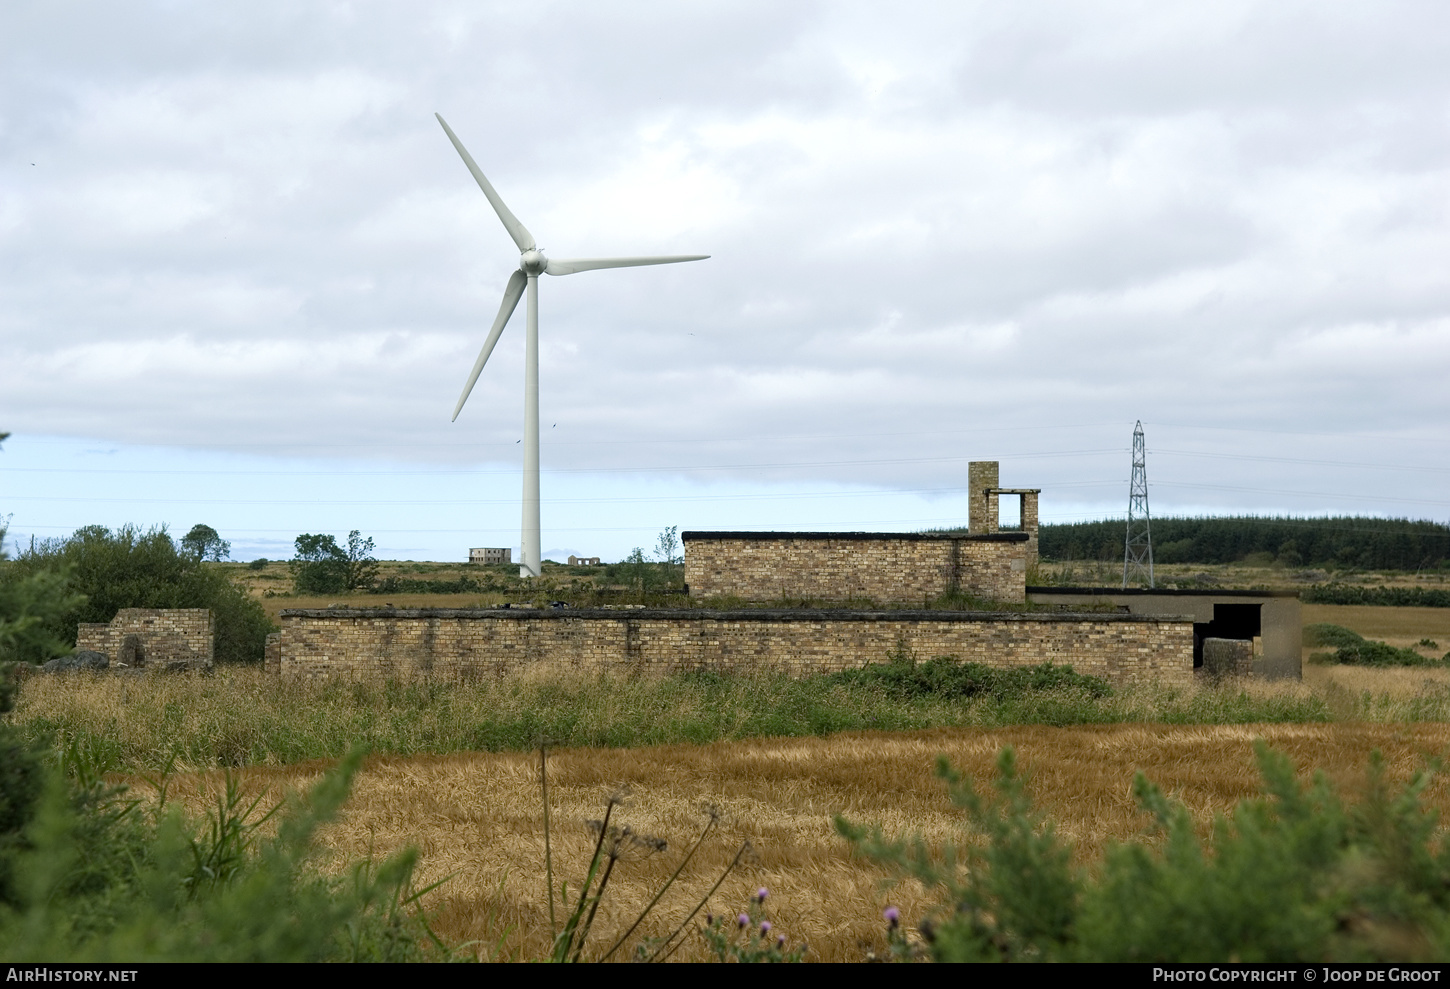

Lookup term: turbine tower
[1123,420,1154,588]
[436,114,708,578]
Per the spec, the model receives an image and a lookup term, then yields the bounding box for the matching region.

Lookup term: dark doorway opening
[1193,603,1262,668]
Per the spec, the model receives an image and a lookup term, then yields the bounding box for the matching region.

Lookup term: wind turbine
[437,113,708,578]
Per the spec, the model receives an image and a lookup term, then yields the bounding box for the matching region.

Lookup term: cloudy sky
[2,1,1448,563]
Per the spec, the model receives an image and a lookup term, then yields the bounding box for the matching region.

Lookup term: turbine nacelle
[436,112,708,578]
[519,249,547,276]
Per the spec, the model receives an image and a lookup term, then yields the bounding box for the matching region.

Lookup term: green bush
[371,575,485,595]
[828,657,1112,701]
[1,540,86,673]
[1304,585,1450,608]
[839,744,1450,962]
[0,748,445,962]
[0,520,80,903]
[1304,623,1445,667]
[7,524,273,664]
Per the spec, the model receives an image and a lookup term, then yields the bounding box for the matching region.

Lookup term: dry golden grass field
[1304,604,1450,650]
[142,718,1450,962]
[52,567,1450,960]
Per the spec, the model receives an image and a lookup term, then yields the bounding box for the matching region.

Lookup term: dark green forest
[1036,516,1450,571]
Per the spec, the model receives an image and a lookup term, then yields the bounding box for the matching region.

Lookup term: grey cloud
[1,0,1448,535]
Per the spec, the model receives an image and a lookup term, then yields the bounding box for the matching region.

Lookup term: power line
[1152,449,1450,475]
[0,448,1123,478]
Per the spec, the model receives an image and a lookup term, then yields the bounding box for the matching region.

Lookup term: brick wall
[1021,491,1040,565]
[276,607,1193,688]
[1201,637,1254,678]
[968,462,999,533]
[682,532,1030,604]
[74,608,214,669]
[264,632,282,675]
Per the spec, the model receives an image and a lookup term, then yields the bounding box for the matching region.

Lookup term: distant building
[469,547,511,565]
[568,555,601,566]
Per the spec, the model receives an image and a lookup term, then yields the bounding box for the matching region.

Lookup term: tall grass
[3,665,1356,775]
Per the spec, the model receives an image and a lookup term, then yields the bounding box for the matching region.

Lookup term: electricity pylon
[1123,420,1154,588]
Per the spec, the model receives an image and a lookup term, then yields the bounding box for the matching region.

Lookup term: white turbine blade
[435,113,536,253]
[544,255,709,276]
[452,269,527,422]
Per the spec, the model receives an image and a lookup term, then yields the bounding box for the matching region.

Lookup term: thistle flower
[756,887,769,903]
[884,906,900,928]
[738,913,750,929]
[776,934,786,949]
[759,920,772,936]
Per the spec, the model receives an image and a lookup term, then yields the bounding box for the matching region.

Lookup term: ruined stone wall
[276,607,1193,688]
[682,532,1029,604]
[75,608,214,669]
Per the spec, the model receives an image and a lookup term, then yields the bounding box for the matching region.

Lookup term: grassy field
[1304,604,1450,649]
[17,660,1450,958]
[11,665,1376,776]
[16,560,1450,960]
[138,721,1450,962]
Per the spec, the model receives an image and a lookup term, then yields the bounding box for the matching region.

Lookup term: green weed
[839,743,1450,962]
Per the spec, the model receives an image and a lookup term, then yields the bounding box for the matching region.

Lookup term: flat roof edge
[279,607,1193,623]
[681,531,1030,543]
[1027,586,1301,598]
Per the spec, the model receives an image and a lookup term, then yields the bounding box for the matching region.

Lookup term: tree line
[1037,515,1450,571]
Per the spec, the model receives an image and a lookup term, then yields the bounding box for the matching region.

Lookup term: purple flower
[884,906,901,927]
[776,934,787,948]
[756,887,769,903]
[760,921,772,936]
[738,913,750,928]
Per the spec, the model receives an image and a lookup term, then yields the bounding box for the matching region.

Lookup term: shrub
[371,575,484,595]
[828,658,1112,701]
[1,519,84,905]
[1304,623,1446,668]
[6,524,273,664]
[839,744,1450,962]
[1304,623,1368,650]
[0,748,444,962]
[1304,585,1450,608]
[2,520,436,957]
[0,530,86,671]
